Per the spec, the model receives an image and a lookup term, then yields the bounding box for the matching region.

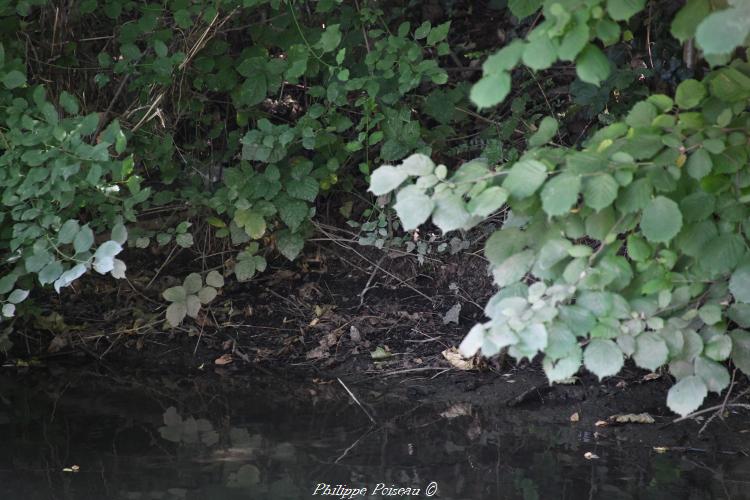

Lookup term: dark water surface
[1,368,748,500]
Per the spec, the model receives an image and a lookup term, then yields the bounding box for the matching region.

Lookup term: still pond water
[1,369,748,500]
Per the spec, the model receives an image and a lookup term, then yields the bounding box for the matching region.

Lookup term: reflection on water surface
[0,370,747,499]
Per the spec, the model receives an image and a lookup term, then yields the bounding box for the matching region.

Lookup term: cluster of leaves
[0,0,467,332]
[371,1,750,416]
[129,221,195,250]
[473,0,750,108]
[197,8,454,259]
[0,62,133,303]
[346,202,470,263]
[162,271,224,327]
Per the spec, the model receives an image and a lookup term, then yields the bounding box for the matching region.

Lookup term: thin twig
[672,403,750,425]
[699,368,738,434]
[145,244,179,289]
[124,276,161,305]
[359,254,387,307]
[93,70,134,140]
[371,366,452,377]
[262,286,305,316]
[645,1,654,69]
[353,0,371,55]
[312,221,434,304]
[720,368,738,415]
[131,92,164,133]
[338,378,376,424]
[335,425,376,464]
[524,11,543,38]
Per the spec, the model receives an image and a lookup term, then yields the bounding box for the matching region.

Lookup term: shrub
[370,0,750,417]
[0,0,455,331]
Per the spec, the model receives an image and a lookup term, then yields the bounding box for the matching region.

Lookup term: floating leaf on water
[227,464,260,488]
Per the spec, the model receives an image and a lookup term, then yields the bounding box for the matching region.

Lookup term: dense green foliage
[0,0,459,330]
[371,0,750,416]
[3,0,750,418]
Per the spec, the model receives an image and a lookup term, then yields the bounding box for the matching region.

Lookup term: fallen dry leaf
[349,325,362,343]
[305,345,329,360]
[440,403,472,419]
[441,347,478,371]
[214,354,233,365]
[306,332,339,360]
[607,413,655,425]
[595,420,608,427]
[243,305,254,317]
[570,412,580,423]
[47,334,69,353]
[642,372,661,382]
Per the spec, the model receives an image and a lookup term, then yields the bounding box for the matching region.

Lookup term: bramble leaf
[205,270,225,288]
[166,302,187,327]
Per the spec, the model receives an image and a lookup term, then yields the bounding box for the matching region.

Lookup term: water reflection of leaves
[227,464,260,488]
[158,406,219,446]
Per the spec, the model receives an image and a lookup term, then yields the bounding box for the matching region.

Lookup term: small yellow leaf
[370,346,392,360]
[597,139,613,152]
[676,153,687,168]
